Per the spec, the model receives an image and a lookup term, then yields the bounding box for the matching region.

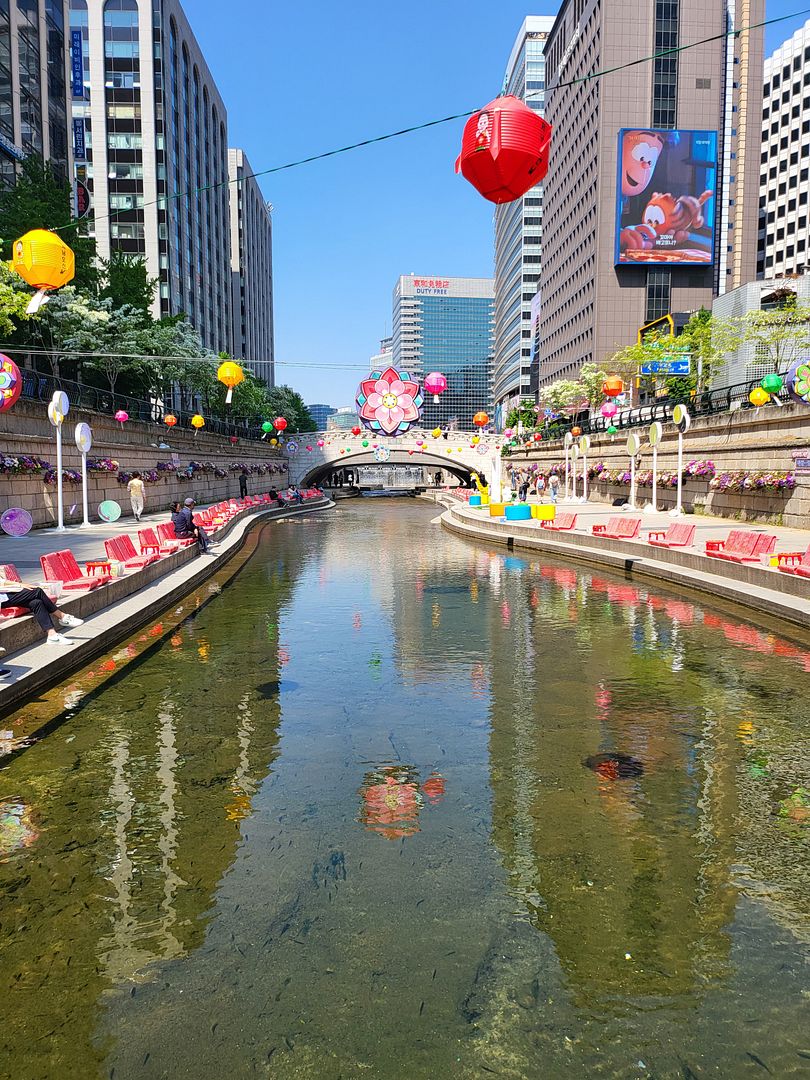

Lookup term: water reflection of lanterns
[421,773,446,806]
[359,766,424,840]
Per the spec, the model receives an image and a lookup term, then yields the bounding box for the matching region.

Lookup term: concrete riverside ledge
[0,496,333,716]
[441,502,810,633]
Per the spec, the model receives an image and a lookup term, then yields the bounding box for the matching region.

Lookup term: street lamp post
[672,404,691,516]
[626,432,641,510]
[648,421,662,513]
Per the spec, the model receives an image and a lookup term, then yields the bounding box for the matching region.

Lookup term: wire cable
[50,7,810,235]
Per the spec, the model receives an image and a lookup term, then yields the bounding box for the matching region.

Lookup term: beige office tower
[539,0,763,385]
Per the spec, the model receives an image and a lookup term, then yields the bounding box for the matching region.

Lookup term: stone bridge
[285,429,504,488]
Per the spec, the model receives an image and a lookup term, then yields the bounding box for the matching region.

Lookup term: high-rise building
[70,0,232,352]
[493,15,555,417]
[308,403,336,429]
[0,0,72,186]
[391,275,494,429]
[758,19,810,279]
[228,147,274,386]
[539,0,763,385]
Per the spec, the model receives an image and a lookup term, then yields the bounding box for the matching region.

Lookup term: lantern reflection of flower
[359,766,424,840]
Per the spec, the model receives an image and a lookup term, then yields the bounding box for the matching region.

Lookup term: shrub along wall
[0,400,289,527]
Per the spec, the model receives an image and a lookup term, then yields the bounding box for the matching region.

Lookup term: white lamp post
[47,391,69,531]
[570,442,579,500]
[75,422,93,528]
[626,432,641,510]
[564,431,573,501]
[672,404,691,516]
[648,421,662,513]
[579,434,591,502]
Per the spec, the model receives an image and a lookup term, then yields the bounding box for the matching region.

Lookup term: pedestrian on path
[127,472,146,522]
[0,574,83,645]
[239,468,249,499]
[549,473,560,503]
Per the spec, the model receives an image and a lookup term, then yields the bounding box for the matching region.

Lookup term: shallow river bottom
[1,500,808,1079]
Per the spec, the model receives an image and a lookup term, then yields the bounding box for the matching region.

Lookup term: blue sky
[188,1,810,407]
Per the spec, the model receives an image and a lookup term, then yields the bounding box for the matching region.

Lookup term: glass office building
[0,0,71,187]
[391,275,494,430]
[492,16,554,416]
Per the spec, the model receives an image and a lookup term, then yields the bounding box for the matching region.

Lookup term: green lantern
[607,424,618,435]
[760,373,783,395]
[261,421,273,434]
[362,439,369,447]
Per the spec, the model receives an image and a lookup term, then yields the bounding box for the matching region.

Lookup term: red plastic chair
[157,522,196,548]
[40,549,111,590]
[105,535,159,571]
[0,563,30,619]
[646,523,696,548]
[541,511,577,531]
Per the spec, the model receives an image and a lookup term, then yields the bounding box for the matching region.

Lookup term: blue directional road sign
[640,356,691,376]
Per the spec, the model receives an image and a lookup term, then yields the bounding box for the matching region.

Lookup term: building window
[645,269,671,322]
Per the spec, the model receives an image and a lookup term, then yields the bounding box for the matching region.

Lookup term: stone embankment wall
[0,400,289,527]
[506,404,810,528]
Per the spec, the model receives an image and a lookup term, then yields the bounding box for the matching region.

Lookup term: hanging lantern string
[50,7,804,237]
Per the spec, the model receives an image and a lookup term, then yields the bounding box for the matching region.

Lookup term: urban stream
[0,500,808,1079]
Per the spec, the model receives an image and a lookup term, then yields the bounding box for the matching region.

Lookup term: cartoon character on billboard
[617,129,715,263]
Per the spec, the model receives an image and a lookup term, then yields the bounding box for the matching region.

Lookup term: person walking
[172,498,214,554]
[127,471,146,522]
[519,473,529,502]
[549,472,560,503]
[536,474,546,501]
[239,467,249,499]
[0,574,83,645]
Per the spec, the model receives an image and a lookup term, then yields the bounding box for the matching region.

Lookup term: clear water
[0,500,808,1080]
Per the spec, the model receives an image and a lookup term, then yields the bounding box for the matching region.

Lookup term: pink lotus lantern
[423,372,447,404]
[503,427,513,438]
[114,409,129,429]
[600,402,618,419]
[317,439,325,447]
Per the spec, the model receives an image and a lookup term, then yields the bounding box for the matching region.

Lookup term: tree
[505,398,538,431]
[99,251,157,315]
[264,385,316,432]
[0,155,97,293]
[537,379,584,414]
[741,301,810,375]
[577,362,609,409]
[0,263,34,337]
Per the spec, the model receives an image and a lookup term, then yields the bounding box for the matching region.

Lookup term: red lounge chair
[138,526,177,555]
[776,545,810,576]
[541,511,578,531]
[646,523,696,549]
[104,535,159,571]
[0,563,31,619]
[706,530,776,563]
[592,516,641,540]
[40,549,111,590]
[157,522,196,548]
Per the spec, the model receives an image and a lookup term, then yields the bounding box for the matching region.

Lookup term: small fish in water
[745,1052,771,1073]
[583,753,644,780]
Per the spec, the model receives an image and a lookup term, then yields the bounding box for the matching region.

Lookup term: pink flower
[357,366,422,436]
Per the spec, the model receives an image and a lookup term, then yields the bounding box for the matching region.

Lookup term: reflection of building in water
[486,559,739,1001]
[0,538,295,1072]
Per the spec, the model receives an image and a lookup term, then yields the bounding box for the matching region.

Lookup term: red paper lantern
[473,411,489,428]
[602,376,624,398]
[533,433,542,442]
[273,416,288,432]
[455,95,552,205]
[571,426,582,437]
[351,426,361,436]
[230,436,238,445]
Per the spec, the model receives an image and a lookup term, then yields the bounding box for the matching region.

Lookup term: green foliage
[99,251,157,314]
[537,379,583,414]
[577,362,608,408]
[0,155,98,293]
[505,398,538,431]
[0,263,34,337]
[263,385,316,432]
[741,302,810,372]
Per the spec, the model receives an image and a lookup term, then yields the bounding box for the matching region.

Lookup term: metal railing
[16,365,266,441]
[509,376,793,448]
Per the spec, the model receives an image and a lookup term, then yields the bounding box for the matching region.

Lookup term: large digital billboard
[615,128,718,267]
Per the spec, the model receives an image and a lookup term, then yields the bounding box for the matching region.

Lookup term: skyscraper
[0,0,72,186]
[758,18,810,279]
[228,147,274,386]
[391,275,494,429]
[493,15,555,419]
[70,0,232,352]
[539,0,763,385]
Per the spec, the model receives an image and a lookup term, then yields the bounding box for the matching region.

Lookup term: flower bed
[709,471,796,494]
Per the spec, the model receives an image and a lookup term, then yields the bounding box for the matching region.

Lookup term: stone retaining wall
[1,400,289,527]
[506,403,810,527]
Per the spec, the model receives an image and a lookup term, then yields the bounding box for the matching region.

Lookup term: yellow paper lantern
[12,229,75,312]
[432,427,441,439]
[191,414,205,433]
[748,387,769,408]
[472,435,480,445]
[217,360,244,404]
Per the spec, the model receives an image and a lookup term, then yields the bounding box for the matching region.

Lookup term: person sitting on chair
[0,574,83,645]
[171,498,214,554]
